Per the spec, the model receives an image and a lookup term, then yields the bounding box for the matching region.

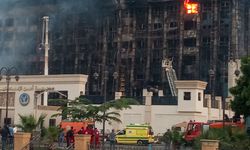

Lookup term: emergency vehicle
[116,124,154,145]
[184,120,244,141]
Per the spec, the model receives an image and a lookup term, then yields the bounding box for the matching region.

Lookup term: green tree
[193,127,250,150]
[42,126,60,150]
[53,97,138,123]
[52,97,138,148]
[16,114,46,133]
[230,57,250,117]
[161,129,185,150]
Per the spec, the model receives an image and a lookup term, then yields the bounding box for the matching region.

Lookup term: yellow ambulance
[115,124,154,145]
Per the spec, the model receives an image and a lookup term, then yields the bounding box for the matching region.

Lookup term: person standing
[13,125,17,133]
[8,125,14,150]
[163,129,172,150]
[66,127,74,147]
[1,124,10,150]
[66,127,75,147]
[58,128,65,147]
[78,127,84,134]
[109,129,116,150]
[94,128,100,148]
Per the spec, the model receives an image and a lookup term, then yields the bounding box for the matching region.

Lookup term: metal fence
[88,144,192,150]
[152,96,178,105]
[89,144,165,150]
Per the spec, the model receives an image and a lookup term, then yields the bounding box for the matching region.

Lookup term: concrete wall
[96,80,233,135]
[95,105,232,134]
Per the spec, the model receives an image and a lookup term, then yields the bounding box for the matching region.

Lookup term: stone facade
[0,74,88,127]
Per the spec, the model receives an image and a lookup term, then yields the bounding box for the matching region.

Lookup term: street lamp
[0,67,19,125]
[102,70,108,149]
[221,62,226,127]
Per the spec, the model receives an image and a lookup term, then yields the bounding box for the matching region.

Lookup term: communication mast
[42,16,49,75]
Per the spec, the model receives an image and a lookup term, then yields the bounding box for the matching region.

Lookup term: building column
[205,94,211,121]
[216,96,222,120]
[74,134,91,150]
[200,139,219,150]
[143,89,152,124]
[43,92,48,106]
[115,92,123,100]
[113,92,123,130]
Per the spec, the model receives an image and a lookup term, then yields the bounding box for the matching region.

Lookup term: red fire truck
[184,120,244,141]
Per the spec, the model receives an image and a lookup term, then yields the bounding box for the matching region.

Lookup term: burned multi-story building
[94,0,250,99]
[0,0,249,101]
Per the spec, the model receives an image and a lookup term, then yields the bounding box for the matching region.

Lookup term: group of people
[0,124,17,150]
[58,125,101,148]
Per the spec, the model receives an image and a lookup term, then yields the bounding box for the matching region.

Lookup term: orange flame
[184,0,199,14]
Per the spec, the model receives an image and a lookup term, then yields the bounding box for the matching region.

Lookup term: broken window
[5,32,14,41]
[137,40,146,49]
[168,39,179,48]
[202,37,210,46]
[220,36,228,46]
[122,9,129,18]
[153,39,162,48]
[184,20,196,30]
[153,23,162,30]
[137,23,146,30]
[184,38,196,47]
[169,22,177,28]
[5,18,14,27]
[152,7,163,16]
[122,42,129,49]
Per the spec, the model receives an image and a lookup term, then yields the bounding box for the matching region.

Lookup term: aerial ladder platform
[162,58,177,96]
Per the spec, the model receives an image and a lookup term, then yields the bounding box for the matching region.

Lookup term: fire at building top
[184,0,199,14]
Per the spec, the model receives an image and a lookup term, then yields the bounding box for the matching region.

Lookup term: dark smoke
[0,0,102,74]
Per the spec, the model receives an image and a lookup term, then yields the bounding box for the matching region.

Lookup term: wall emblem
[19,93,30,106]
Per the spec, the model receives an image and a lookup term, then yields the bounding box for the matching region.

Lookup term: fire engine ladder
[162,58,177,96]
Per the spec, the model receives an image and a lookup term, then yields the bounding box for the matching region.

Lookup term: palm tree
[53,97,138,148]
[43,126,60,150]
[53,97,138,123]
[16,114,46,133]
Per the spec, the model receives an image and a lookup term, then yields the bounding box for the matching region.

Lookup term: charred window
[5,18,14,27]
[136,40,146,49]
[153,23,162,30]
[169,22,177,28]
[220,36,228,46]
[202,37,210,46]
[184,20,196,30]
[153,39,162,49]
[184,38,196,47]
[5,32,14,41]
